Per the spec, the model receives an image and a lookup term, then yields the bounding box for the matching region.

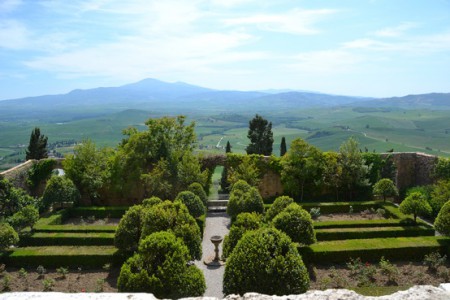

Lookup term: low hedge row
[69,206,129,218]
[313,218,419,229]
[315,226,435,241]
[20,232,115,246]
[299,236,450,264]
[0,246,125,267]
[34,224,117,233]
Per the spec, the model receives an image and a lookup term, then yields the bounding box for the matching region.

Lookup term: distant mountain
[0,78,449,123]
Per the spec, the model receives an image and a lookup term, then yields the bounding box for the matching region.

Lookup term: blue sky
[1,0,449,100]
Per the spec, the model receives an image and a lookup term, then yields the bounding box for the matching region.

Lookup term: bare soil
[0,267,119,293]
[317,211,387,222]
[63,218,121,226]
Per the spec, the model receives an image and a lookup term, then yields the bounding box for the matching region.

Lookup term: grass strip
[34,224,117,233]
[20,232,115,246]
[299,236,450,263]
[316,226,435,241]
[351,286,412,297]
[0,246,123,267]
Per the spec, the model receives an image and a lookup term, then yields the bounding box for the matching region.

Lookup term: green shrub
[0,223,19,250]
[264,195,294,221]
[20,232,114,246]
[9,205,39,231]
[117,231,205,298]
[373,178,398,202]
[309,207,321,220]
[222,212,262,258]
[399,192,432,223]
[435,200,450,235]
[142,196,162,207]
[27,159,56,191]
[429,180,450,218]
[223,227,309,296]
[423,251,447,272]
[315,226,434,241]
[175,191,206,218]
[69,206,128,218]
[188,182,208,206]
[114,205,144,252]
[227,180,264,220]
[42,176,80,210]
[272,203,316,245]
[141,201,202,260]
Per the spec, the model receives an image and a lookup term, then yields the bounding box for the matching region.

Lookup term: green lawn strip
[351,286,412,297]
[299,236,450,263]
[0,246,123,267]
[34,224,117,233]
[19,232,115,246]
[314,218,418,229]
[316,225,435,241]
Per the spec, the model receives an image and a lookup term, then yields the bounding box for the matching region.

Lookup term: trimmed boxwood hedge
[298,236,450,263]
[315,226,435,241]
[19,232,115,246]
[69,206,129,218]
[0,246,125,267]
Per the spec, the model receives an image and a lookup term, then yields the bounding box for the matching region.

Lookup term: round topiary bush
[265,195,294,221]
[222,212,262,258]
[272,203,316,245]
[117,231,205,298]
[227,180,264,220]
[141,200,202,260]
[223,227,309,296]
[0,223,19,250]
[175,191,206,218]
[435,200,450,235]
[400,192,432,223]
[188,182,208,206]
[42,175,80,210]
[142,196,163,207]
[114,205,144,252]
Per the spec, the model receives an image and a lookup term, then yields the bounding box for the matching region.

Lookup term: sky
[0,0,450,100]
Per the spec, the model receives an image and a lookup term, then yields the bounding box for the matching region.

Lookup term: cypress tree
[26,127,48,160]
[280,137,287,156]
[220,141,232,193]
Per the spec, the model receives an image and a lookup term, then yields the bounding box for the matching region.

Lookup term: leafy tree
[272,203,316,245]
[227,155,261,187]
[141,201,202,260]
[429,180,450,217]
[322,152,342,201]
[42,176,80,209]
[188,182,208,206]
[223,227,309,296]
[280,136,287,156]
[373,178,398,202]
[0,223,19,250]
[434,200,450,235]
[265,195,294,222]
[227,180,264,221]
[223,212,262,258]
[399,192,432,223]
[175,191,206,218]
[117,231,205,297]
[63,140,112,203]
[338,138,370,200]
[281,138,324,201]
[9,205,39,231]
[114,205,145,252]
[25,127,48,160]
[246,114,273,155]
[0,178,37,218]
[434,157,450,180]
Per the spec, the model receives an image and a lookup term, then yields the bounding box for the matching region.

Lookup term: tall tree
[220,141,232,193]
[246,114,273,156]
[25,127,48,160]
[280,137,287,156]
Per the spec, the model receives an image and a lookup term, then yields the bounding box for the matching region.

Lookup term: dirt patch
[309,261,450,290]
[63,218,121,226]
[0,267,119,293]
[317,211,387,222]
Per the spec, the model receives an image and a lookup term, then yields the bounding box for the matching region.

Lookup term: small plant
[309,207,321,220]
[376,208,386,218]
[18,268,28,278]
[102,263,111,271]
[349,206,354,214]
[42,278,55,291]
[2,273,11,291]
[79,216,86,225]
[36,265,46,278]
[318,276,332,290]
[95,278,105,292]
[346,257,363,276]
[379,256,399,284]
[57,266,69,279]
[328,266,348,288]
[357,262,377,287]
[87,215,96,223]
[423,251,447,272]
[437,266,450,281]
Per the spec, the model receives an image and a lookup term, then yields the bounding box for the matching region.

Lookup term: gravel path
[195,211,230,299]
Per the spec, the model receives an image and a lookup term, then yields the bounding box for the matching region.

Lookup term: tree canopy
[246,114,273,156]
[26,127,48,160]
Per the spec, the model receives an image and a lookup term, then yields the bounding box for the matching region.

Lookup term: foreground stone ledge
[1,285,450,300]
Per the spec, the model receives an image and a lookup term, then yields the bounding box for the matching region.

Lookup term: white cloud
[0,19,28,49]
[374,22,417,38]
[223,8,337,35]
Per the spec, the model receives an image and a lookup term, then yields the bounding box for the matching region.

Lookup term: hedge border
[315,226,435,241]
[19,232,115,246]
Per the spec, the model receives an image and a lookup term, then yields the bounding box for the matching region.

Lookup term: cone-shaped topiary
[265,195,294,221]
[117,231,205,298]
[114,205,144,252]
[222,212,262,258]
[227,180,264,221]
[175,191,206,218]
[435,200,450,235]
[272,203,316,245]
[223,227,309,296]
[188,182,208,206]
